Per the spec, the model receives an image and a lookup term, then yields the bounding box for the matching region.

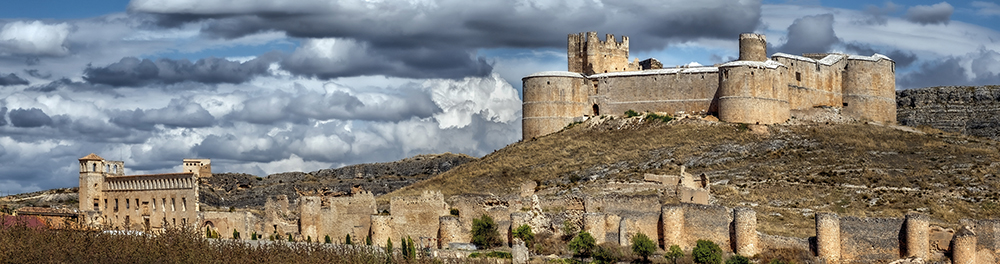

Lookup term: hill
[389,110,1000,238]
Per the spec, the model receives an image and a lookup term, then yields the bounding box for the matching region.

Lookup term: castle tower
[738,33,767,62]
[78,153,106,212]
[567,32,637,75]
[521,72,588,139]
[842,55,896,123]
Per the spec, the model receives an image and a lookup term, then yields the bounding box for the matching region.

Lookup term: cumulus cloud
[775,14,839,55]
[904,2,952,25]
[0,73,28,86]
[83,54,280,86]
[856,1,900,26]
[110,99,216,130]
[898,49,1000,89]
[8,108,53,127]
[0,21,71,57]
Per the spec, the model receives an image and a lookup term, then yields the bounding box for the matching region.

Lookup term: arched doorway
[592,104,600,116]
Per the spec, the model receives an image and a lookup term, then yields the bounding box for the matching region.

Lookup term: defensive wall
[522,32,897,139]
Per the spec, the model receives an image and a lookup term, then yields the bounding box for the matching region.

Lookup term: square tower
[182,159,212,178]
[567,32,639,75]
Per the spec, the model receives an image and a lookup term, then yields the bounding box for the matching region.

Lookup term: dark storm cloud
[23,69,50,79]
[0,107,7,126]
[843,42,917,68]
[130,0,762,79]
[8,108,52,127]
[279,38,493,79]
[83,53,280,87]
[897,49,1000,89]
[904,2,953,25]
[110,99,216,130]
[775,14,838,55]
[0,73,28,86]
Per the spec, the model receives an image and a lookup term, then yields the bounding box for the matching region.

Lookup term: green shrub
[205,227,212,238]
[648,112,674,123]
[406,236,416,259]
[365,234,372,246]
[513,224,535,247]
[726,255,751,264]
[568,232,596,258]
[306,236,311,243]
[485,251,512,259]
[561,221,578,240]
[625,109,640,118]
[665,245,684,264]
[400,236,408,258]
[232,229,240,240]
[631,232,656,261]
[251,232,257,240]
[593,244,622,264]
[450,208,460,216]
[324,234,331,244]
[287,234,293,242]
[472,214,502,249]
[345,234,352,245]
[693,239,723,264]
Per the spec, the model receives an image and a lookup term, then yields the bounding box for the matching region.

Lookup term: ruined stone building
[77,153,211,230]
[522,32,897,139]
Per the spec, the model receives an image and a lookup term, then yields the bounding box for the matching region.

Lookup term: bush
[512,224,534,248]
[631,232,656,262]
[648,113,673,123]
[287,234,293,242]
[232,229,240,240]
[693,239,723,264]
[365,234,372,246]
[251,232,257,240]
[345,234,352,245]
[561,221,578,240]
[449,208,460,216]
[306,236,311,243]
[325,235,331,244]
[568,232,596,258]
[406,236,416,260]
[726,255,751,264]
[593,244,622,264]
[625,109,640,118]
[472,214,502,249]
[665,245,684,264]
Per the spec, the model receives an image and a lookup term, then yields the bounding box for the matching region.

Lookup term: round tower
[843,56,896,123]
[717,63,789,124]
[522,72,588,139]
[738,33,767,62]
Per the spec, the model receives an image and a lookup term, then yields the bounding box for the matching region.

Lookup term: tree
[288,234,294,242]
[251,232,258,240]
[205,226,212,238]
[386,238,394,262]
[307,236,312,243]
[569,232,596,258]
[471,214,502,248]
[401,236,409,259]
[325,234,332,244]
[406,236,416,259]
[366,234,373,246]
[726,255,751,264]
[346,234,353,245]
[232,229,240,240]
[665,245,684,264]
[693,239,723,264]
[593,244,622,264]
[513,224,535,248]
[631,232,656,262]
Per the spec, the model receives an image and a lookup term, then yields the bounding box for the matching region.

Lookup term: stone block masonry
[522,32,896,139]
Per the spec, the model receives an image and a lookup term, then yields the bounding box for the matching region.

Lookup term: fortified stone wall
[388,191,449,247]
[201,211,258,239]
[843,55,897,122]
[717,61,790,124]
[772,53,846,109]
[522,72,588,139]
[590,68,720,117]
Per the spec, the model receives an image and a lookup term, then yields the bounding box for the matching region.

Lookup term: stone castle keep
[522,32,897,139]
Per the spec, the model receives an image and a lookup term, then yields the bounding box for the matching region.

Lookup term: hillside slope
[390,113,1000,237]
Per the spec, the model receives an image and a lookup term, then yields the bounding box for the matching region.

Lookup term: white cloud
[972,1,1000,17]
[427,73,521,129]
[0,21,71,56]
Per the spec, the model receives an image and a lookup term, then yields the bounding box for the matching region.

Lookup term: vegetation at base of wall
[325,234,332,244]
[560,221,578,240]
[251,232,257,240]
[592,244,623,264]
[665,245,684,264]
[0,224,498,263]
[533,231,569,256]
[471,214,502,249]
[568,232,595,258]
[647,112,673,123]
[630,232,656,262]
[468,251,512,259]
[624,109,640,118]
[346,234,353,245]
[692,239,723,264]
[366,234,373,246]
[233,229,240,240]
[512,224,534,248]
[287,234,293,242]
[726,255,751,264]
[307,236,312,243]
[449,208,460,216]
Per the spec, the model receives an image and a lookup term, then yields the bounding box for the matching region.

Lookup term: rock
[448,242,477,251]
[897,86,1000,140]
[512,239,529,264]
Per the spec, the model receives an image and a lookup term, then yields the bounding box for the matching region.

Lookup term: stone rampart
[718,62,790,124]
[772,53,846,110]
[589,68,719,117]
[389,191,449,245]
[843,56,896,123]
[522,72,587,139]
[839,217,904,261]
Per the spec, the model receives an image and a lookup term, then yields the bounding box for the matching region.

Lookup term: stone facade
[77,154,209,231]
[522,32,897,139]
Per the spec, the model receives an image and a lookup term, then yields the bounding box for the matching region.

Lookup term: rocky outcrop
[897,85,1000,140]
[199,153,475,209]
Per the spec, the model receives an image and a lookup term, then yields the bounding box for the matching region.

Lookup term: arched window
[92,163,96,172]
[592,104,600,116]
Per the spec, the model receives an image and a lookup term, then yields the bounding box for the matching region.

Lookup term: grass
[388,117,1000,238]
[0,224,493,263]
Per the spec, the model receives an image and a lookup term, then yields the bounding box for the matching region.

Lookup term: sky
[1,0,1000,194]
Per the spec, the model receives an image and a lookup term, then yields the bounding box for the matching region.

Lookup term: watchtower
[567,32,639,75]
[182,159,212,178]
[738,33,767,62]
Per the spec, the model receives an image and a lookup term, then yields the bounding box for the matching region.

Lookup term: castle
[77,153,211,230]
[521,32,897,139]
